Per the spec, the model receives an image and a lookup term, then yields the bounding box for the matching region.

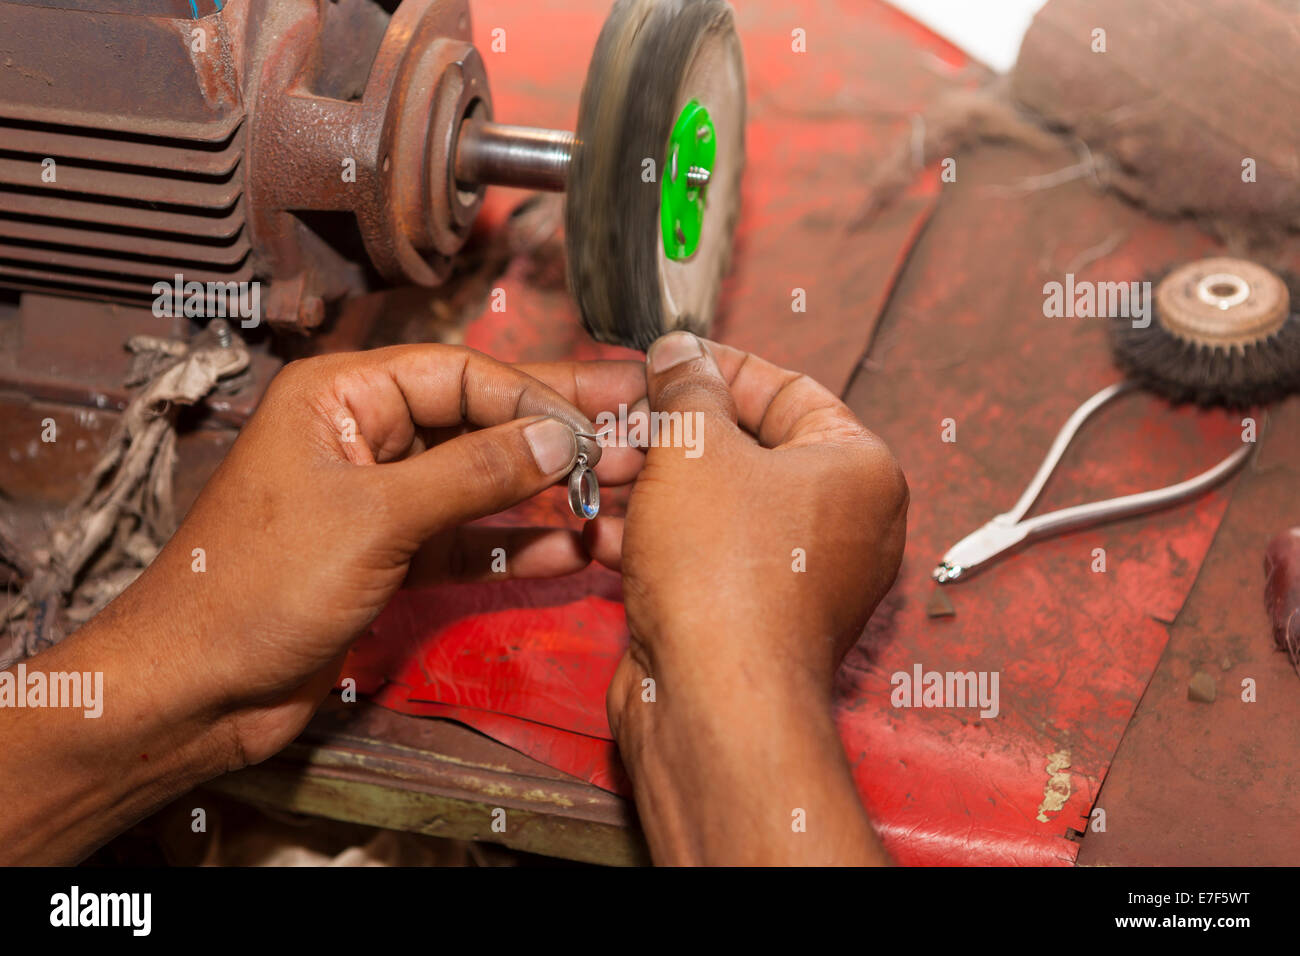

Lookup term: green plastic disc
[661,100,715,260]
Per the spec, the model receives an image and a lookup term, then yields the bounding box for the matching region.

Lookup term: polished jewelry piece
[567,452,600,519]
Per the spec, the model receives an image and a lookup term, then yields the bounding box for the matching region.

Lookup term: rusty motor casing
[0,0,491,332]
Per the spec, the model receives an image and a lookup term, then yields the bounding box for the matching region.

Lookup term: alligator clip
[932,382,1253,584]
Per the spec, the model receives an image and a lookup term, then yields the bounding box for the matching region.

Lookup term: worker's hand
[586,333,907,864]
[590,333,908,718]
[115,345,646,769]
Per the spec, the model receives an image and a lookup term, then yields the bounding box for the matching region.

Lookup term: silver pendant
[567,452,600,520]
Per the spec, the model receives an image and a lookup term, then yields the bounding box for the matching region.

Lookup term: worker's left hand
[111,345,646,769]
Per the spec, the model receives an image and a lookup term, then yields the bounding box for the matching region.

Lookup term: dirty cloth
[0,322,248,668]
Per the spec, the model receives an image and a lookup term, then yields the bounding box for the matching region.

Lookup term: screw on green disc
[661,100,715,260]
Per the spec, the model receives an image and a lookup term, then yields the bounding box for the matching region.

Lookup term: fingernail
[524,417,576,475]
[648,331,703,373]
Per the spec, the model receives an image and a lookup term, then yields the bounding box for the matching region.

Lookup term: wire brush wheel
[566,0,746,350]
[1110,257,1300,408]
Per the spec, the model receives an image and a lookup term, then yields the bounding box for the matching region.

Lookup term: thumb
[379,415,578,537]
[645,331,737,424]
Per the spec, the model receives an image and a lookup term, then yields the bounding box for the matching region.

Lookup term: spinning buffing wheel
[454,0,746,350]
[567,0,746,349]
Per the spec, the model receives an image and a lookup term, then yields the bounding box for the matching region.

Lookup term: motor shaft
[454,120,713,193]
[454,120,574,192]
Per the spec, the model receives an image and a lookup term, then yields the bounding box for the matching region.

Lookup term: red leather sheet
[343,0,1240,864]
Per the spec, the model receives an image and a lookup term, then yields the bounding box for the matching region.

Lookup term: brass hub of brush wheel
[1155,257,1290,348]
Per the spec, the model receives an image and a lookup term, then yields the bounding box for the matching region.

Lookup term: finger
[700,340,870,450]
[583,516,625,572]
[407,526,589,585]
[592,443,646,486]
[313,344,603,467]
[379,415,578,537]
[516,360,648,421]
[517,360,648,485]
[577,395,646,484]
[644,331,738,425]
[414,421,645,486]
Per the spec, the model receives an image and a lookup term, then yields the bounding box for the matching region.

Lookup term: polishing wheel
[453,0,746,350]
[1110,257,1300,407]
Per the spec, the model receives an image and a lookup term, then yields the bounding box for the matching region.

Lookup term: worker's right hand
[589,333,908,726]
[588,333,907,864]
[586,333,907,865]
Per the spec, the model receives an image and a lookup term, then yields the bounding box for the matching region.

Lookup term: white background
[886,0,1051,72]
